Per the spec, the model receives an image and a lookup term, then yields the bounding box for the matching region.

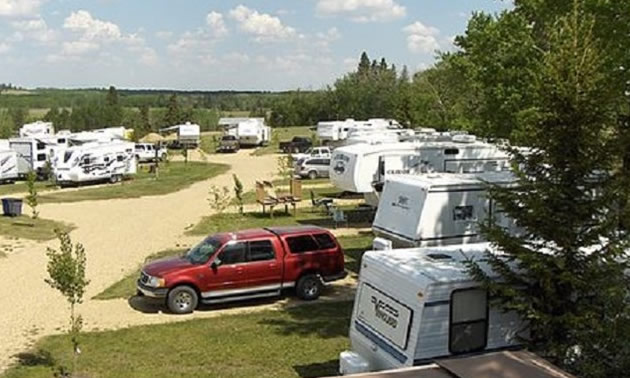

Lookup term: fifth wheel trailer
[339,244,522,375]
[372,172,517,248]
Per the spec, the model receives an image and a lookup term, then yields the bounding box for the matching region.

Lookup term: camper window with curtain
[449,288,488,354]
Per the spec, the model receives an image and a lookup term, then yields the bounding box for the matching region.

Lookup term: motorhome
[54,141,136,185]
[330,137,510,202]
[372,172,517,248]
[0,149,18,183]
[339,244,522,375]
[19,121,54,138]
[233,119,271,147]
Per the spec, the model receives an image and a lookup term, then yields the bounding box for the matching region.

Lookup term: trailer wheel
[296,274,322,300]
[167,286,199,314]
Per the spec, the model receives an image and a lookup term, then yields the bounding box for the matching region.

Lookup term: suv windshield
[222,136,236,141]
[185,237,223,264]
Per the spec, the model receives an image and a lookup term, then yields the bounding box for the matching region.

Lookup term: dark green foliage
[468,2,630,376]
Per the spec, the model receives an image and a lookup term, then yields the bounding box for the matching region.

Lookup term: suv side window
[220,242,247,265]
[321,159,331,166]
[313,233,336,249]
[249,240,275,262]
[286,235,320,254]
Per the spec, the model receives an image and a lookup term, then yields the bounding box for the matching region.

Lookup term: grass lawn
[252,126,313,156]
[38,162,229,204]
[5,301,353,378]
[0,215,74,241]
[93,231,372,300]
[0,181,57,197]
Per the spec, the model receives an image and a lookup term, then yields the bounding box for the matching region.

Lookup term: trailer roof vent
[426,253,454,261]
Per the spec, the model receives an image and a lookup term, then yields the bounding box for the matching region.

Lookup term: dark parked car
[279,136,312,154]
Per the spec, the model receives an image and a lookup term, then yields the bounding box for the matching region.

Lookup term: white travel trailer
[9,135,69,176]
[343,128,415,147]
[317,119,402,145]
[0,149,18,183]
[339,244,522,375]
[54,141,137,185]
[234,119,271,147]
[330,138,510,198]
[372,172,516,248]
[161,122,201,148]
[19,121,54,138]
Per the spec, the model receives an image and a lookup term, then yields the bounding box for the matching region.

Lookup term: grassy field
[93,232,372,300]
[0,215,74,241]
[5,301,352,378]
[37,162,229,204]
[252,126,313,156]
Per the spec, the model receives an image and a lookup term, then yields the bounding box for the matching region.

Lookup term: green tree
[104,86,123,126]
[45,231,90,375]
[208,185,232,214]
[233,174,244,214]
[25,171,39,219]
[468,3,630,376]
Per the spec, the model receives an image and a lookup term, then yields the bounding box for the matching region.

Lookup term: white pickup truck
[292,146,332,162]
[135,143,167,163]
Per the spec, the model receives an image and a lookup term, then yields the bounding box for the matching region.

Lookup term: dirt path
[0,150,291,372]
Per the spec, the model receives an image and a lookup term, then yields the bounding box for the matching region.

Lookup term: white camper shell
[54,141,136,185]
[0,149,18,183]
[372,172,516,248]
[19,121,54,138]
[161,123,201,148]
[330,138,510,198]
[340,244,521,375]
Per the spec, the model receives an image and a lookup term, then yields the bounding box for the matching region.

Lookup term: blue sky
[0,0,511,90]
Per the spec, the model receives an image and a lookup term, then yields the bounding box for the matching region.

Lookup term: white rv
[161,123,201,148]
[54,141,136,185]
[19,121,54,138]
[372,172,517,248]
[340,244,522,375]
[317,119,402,145]
[235,119,271,147]
[343,128,415,147]
[0,149,18,183]
[330,138,510,199]
[9,135,69,177]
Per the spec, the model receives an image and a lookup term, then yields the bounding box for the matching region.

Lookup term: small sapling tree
[208,185,231,214]
[25,170,39,219]
[233,174,244,214]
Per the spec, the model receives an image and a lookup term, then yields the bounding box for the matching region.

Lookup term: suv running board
[201,290,281,304]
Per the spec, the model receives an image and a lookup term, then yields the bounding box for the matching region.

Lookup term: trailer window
[286,235,319,254]
[248,240,275,262]
[453,205,475,221]
[449,288,488,354]
[37,154,46,162]
[444,148,459,155]
[313,233,336,249]
[117,155,124,162]
[37,142,46,150]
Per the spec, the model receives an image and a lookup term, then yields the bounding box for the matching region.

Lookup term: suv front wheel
[167,286,199,314]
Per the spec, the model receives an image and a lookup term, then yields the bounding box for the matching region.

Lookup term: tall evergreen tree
[468,3,630,376]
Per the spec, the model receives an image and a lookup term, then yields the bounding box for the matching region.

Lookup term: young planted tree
[45,231,90,374]
[276,155,294,184]
[25,170,39,219]
[208,185,232,214]
[233,174,244,214]
[469,4,630,376]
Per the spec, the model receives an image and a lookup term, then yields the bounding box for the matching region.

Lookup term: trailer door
[10,142,33,174]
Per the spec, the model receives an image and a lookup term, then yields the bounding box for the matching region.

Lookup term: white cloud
[64,10,122,41]
[156,31,173,40]
[62,40,99,55]
[316,0,406,23]
[404,21,440,54]
[229,5,296,42]
[11,16,56,42]
[223,52,250,64]
[206,11,228,38]
[0,0,45,17]
[0,42,10,54]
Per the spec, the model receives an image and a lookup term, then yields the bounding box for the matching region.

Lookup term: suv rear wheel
[167,286,198,314]
[308,170,318,180]
[296,274,322,300]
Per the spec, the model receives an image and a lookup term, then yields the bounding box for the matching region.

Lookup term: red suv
[137,226,347,314]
